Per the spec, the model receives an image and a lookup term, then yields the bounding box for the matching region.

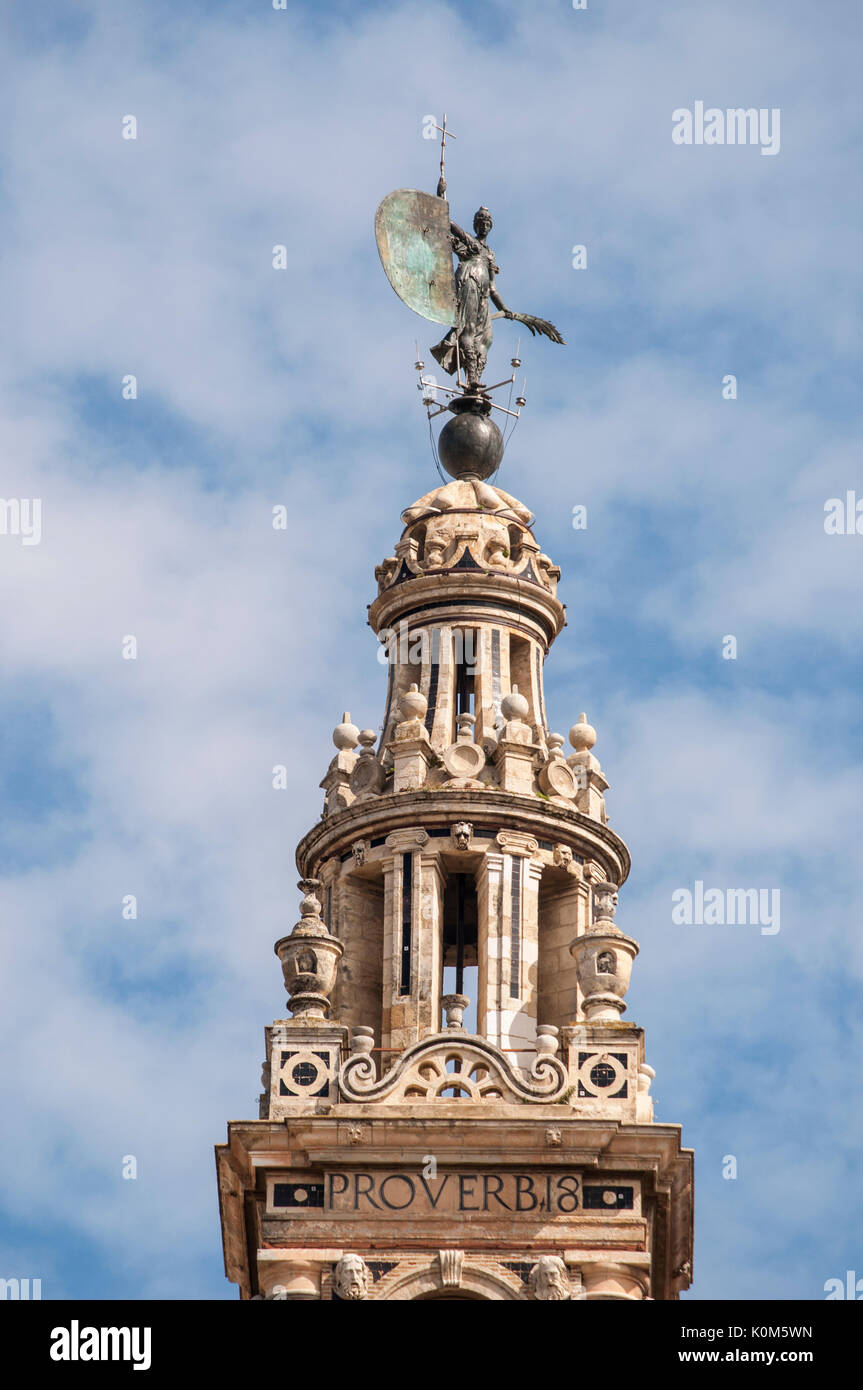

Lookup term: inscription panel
[266,1169,642,1219]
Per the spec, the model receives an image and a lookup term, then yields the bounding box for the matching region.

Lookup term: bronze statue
[430,204,563,388]
[375,120,564,394]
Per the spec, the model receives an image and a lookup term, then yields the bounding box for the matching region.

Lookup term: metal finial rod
[431,113,456,198]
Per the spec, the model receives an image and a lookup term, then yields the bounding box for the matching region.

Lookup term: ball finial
[501,684,530,722]
[569,712,597,752]
[333,712,360,750]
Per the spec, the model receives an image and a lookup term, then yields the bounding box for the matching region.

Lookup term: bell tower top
[215,146,693,1303]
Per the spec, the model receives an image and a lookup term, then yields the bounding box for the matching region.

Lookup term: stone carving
[636,1063,656,1123]
[545,1128,562,1148]
[350,1026,375,1055]
[351,840,368,867]
[535,552,561,593]
[593,881,619,924]
[570,928,639,1021]
[574,1050,630,1099]
[529,1256,571,1301]
[374,557,399,594]
[334,1254,370,1301]
[339,1033,568,1105]
[451,820,473,850]
[441,712,485,781]
[423,537,448,569]
[567,712,609,823]
[552,843,578,875]
[273,879,344,1020]
[384,828,429,852]
[535,1024,559,1056]
[441,993,469,1029]
[320,711,360,815]
[438,1249,464,1288]
[398,683,428,723]
[401,476,532,529]
[349,732,386,797]
[495,830,539,856]
[346,1124,365,1145]
[538,731,577,800]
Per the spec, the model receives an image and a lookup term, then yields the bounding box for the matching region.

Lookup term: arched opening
[442,872,478,1028]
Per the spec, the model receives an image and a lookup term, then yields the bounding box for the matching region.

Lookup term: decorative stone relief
[333,1254,370,1301]
[339,1033,568,1105]
[442,712,485,781]
[351,840,369,867]
[384,828,429,853]
[438,1249,464,1288]
[374,557,399,593]
[552,842,579,876]
[496,830,539,856]
[528,1256,571,1301]
[537,731,578,800]
[349,731,386,797]
[451,820,474,850]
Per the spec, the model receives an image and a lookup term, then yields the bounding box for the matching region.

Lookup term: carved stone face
[453,821,473,850]
[534,1255,569,1300]
[553,844,573,869]
[334,1253,368,1301]
[351,841,367,867]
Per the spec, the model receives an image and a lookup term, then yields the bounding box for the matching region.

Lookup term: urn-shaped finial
[441,993,470,1030]
[569,884,638,1022]
[273,878,344,1020]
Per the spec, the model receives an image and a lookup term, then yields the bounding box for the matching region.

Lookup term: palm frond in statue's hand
[493,310,565,344]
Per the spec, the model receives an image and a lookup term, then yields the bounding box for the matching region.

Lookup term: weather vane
[374,116,564,479]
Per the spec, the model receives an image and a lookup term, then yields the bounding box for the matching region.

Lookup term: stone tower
[215,464,693,1302]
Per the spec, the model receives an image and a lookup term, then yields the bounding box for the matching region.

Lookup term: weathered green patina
[374,188,457,326]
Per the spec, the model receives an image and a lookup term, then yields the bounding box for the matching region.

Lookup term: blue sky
[0,0,861,1299]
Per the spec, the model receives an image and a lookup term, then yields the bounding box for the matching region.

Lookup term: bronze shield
[374,189,457,326]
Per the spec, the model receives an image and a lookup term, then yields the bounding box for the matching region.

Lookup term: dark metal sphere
[438,409,504,480]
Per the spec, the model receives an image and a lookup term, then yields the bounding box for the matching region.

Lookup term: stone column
[476,849,505,1046]
[418,848,446,1036]
[381,828,430,1052]
[477,832,541,1061]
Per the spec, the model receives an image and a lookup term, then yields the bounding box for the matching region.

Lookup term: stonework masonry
[216,471,693,1301]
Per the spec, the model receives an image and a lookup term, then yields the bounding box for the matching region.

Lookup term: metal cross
[432,113,456,199]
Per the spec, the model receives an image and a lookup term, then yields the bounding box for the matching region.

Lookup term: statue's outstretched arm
[490,300,565,344]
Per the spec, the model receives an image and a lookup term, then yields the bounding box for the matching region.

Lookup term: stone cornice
[368,569,565,647]
[296,789,631,885]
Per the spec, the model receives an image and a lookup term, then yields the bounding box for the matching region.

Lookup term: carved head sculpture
[473,206,493,236]
[453,821,473,851]
[334,1253,369,1301]
[531,1255,570,1301]
[597,950,616,975]
[553,843,573,870]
